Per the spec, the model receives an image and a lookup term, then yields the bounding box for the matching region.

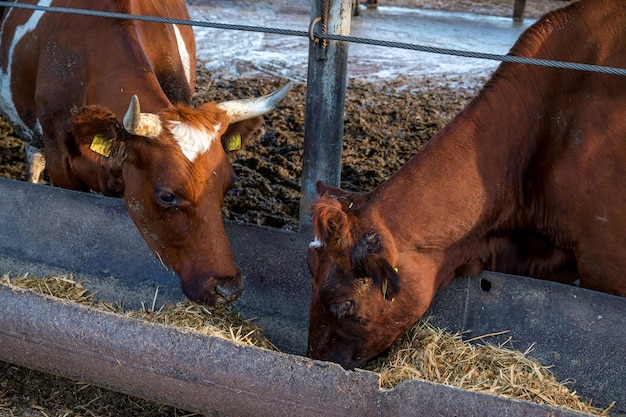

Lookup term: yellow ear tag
[90,133,112,157]
[382,278,388,299]
[224,133,241,152]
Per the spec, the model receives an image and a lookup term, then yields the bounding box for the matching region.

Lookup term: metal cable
[315,32,626,76]
[1,1,626,77]
[0,2,309,36]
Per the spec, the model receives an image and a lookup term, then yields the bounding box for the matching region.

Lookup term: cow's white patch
[169,120,220,162]
[0,0,51,142]
[309,237,325,249]
[173,25,192,86]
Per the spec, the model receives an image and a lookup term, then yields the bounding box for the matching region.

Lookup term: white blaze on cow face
[173,25,192,86]
[169,120,220,162]
[0,0,51,140]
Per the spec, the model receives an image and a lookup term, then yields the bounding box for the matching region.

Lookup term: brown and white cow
[0,0,291,305]
[306,0,626,369]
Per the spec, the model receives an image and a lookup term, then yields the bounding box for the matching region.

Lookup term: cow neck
[366,0,597,255]
[92,83,172,119]
[369,76,539,262]
[83,19,176,117]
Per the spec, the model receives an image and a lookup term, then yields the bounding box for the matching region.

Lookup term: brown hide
[307,0,626,369]
[0,0,277,305]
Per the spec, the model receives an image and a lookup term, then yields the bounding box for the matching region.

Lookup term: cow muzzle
[307,341,362,370]
[214,278,243,303]
[181,272,243,306]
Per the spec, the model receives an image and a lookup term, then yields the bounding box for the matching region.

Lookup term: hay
[1,274,616,416]
[125,302,277,350]
[1,273,276,351]
[365,320,614,416]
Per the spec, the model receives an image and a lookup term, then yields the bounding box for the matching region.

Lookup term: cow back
[0,0,195,136]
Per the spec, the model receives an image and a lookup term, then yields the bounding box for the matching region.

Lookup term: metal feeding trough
[0,177,624,416]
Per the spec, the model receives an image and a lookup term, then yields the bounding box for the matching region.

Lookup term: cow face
[69,83,291,306]
[306,183,431,369]
[122,104,245,306]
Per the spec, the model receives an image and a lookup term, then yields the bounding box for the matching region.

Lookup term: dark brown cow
[0,0,291,305]
[307,0,626,369]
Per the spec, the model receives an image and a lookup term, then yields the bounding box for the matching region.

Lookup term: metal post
[513,0,526,21]
[299,0,352,232]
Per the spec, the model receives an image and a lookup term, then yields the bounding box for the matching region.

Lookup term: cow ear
[70,105,126,195]
[311,197,351,247]
[316,181,348,198]
[364,255,400,301]
[220,117,263,153]
[351,232,399,301]
[71,105,124,146]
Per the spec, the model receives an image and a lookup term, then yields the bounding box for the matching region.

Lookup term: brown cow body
[0,0,291,305]
[307,0,626,369]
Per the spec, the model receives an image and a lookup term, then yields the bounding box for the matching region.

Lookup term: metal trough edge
[0,285,378,417]
[0,285,595,417]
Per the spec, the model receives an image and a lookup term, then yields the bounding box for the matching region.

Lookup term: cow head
[70,83,292,306]
[306,182,436,369]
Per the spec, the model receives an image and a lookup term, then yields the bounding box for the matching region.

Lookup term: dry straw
[1,273,275,350]
[1,274,615,415]
[365,320,613,415]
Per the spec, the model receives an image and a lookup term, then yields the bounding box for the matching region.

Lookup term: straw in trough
[1,274,615,415]
[1,273,276,350]
[365,319,614,416]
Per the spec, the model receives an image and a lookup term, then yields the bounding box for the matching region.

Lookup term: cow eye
[155,188,180,208]
[329,301,353,319]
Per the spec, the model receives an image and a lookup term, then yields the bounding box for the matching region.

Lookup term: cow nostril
[215,282,243,303]
[181,274,242,306]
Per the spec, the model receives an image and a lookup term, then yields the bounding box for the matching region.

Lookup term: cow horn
[217,82,293,124]
[123,95,162,138]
